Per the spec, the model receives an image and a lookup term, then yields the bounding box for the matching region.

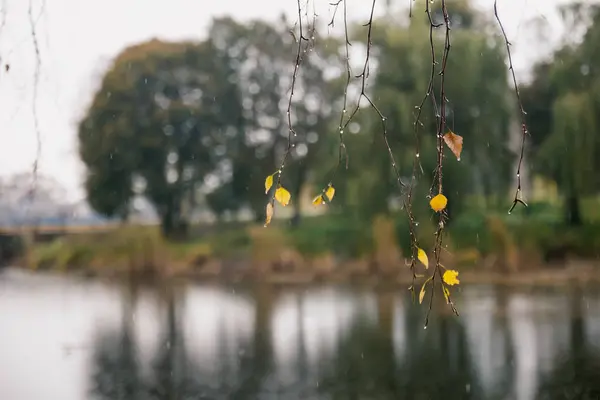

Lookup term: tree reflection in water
[87,282,600,400]
[317,290,483,399]
[89,282,144,400]
[536,285,600,400]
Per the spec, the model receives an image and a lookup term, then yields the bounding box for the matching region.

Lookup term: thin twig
[328,0,343,28]
[325,0,351,188]
[0,0,6,74]
[424,0,459,328]
[28,0,42,192]
[339,0,405,193]
[494,0,528,214]
[270,0,309,207]
[407,0,443,298]
[0,0,7,35]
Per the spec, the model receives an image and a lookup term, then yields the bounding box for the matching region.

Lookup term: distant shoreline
[10,260,600,288]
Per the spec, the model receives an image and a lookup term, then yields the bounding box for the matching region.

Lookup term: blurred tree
[207,17,341,225]
[78,39,243,237]
[0,172,72,226]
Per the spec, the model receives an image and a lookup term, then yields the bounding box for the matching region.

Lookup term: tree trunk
[161,197,186,239]
[161,211,174,238]
[290,164,307,228]
[566,193,582,226]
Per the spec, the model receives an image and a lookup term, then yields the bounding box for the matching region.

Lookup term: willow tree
[537,93,598,226]
[524,2,600,225]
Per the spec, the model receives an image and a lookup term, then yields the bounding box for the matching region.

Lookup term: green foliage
[31,226,165,271]
[79,17,341,234]
[207,17,340,221]
[446,211,492,254]
[336,0,513,219]
[288,214,373,258]
[523,3,600,225]
[79,39,242,236]
[208,228,251,258]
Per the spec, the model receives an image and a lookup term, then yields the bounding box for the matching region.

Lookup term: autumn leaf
[312,194,324,206]
[442,285,450,304]
[275,186,291,206]
[265,202,274,226]
[265,174,274,194]
[325,185,335,202]
[442,269,460,286]
[443,131,463,161]
[419,282,427,304]
[417,247,429,269]
[430,193,448,212]
[419,277,431,304]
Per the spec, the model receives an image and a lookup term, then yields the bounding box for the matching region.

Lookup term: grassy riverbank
[14,202,600,284]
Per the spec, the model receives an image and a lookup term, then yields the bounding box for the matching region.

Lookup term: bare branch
[424,0,459,328]
[28,0,43,195]
[269,0,310,209]
[407,0,443,298]
[494,0,528,214]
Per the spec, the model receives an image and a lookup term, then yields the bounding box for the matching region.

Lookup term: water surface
[1,269,600,400]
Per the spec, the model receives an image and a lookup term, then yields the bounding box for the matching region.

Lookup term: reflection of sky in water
[0,269,599,400]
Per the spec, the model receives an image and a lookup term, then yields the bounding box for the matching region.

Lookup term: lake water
[1,268,600,400]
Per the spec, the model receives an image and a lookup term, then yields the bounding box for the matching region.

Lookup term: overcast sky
[0,0,573,202]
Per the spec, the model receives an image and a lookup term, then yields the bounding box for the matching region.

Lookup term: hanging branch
[494,0,528,214]
[408,0,442,299]
[265,0,309,223]
[0,1,6,74]
[28,0,43,199]
[413,0,441,150]
[334,0,404,192]
[322,0,351,190]
[278,0,306,178]
[424,0,459,329]
[340,0,425,299]
[328,0,343,29]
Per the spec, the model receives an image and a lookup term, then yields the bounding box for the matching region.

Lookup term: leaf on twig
[442,285,450,304]
[265,202,274,226]
[325,185,335,202]
[312,194,325,206]
[443,130,463,161]
[442,269,460,286]
[417,247,429,269]
[275,186,291,206]
[265,174,274,194]
[430,193,448,212]
[419,278,431,304]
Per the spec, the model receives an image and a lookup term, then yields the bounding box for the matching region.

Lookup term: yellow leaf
[442,269,460,286]
[430,193,448,212]
[443,131,463,161]
[265,174,274,194]
[417,247,429,269]
[312,194,324,206]
[325,185,335,202]
[419,280,428,304]
[442,285,450,304]
[275,186,291,206]
[265,202,274,226]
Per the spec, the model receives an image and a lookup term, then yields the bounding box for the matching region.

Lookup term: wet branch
[28,0,43,197]
[270,0,310,208]
[494,0,528,214]
[425,0,459,328]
